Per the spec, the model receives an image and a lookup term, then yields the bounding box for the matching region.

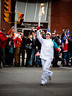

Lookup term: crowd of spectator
[0,26,72,68]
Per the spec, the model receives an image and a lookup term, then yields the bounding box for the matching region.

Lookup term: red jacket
[13,33,22,48]
[62,39,68,52]
[0,32,8,48]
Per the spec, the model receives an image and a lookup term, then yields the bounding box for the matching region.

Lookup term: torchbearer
[36,27,61,86]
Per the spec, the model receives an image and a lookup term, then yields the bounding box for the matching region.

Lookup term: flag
[60,29,70,44]
[47,28,50,32]
[70,32,72,39]
[35,52,40,56]
[54,29,56,33]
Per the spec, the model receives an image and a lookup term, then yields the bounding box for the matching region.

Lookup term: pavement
[0,67,72,96]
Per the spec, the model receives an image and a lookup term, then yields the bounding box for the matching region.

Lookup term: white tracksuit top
[37,30,54,60]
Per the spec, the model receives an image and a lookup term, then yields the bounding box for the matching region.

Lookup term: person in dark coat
[25,34,33,67]
[35,37,41,67]
[51,33,60,67]
[21,33,27,66]
[28,31,36,67]
[68,37,72,66]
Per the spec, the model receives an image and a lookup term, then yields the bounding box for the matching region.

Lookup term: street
[0,67,72,96]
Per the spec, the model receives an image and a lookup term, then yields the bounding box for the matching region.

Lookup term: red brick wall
[51,0,72,34]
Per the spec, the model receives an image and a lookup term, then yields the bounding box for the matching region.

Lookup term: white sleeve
[37,30,43,44]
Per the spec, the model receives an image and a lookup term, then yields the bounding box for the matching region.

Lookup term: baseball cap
[46,31,51,35]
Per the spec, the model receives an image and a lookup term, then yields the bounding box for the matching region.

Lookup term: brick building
[0,0,72,34]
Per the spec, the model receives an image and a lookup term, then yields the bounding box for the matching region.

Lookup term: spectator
[61,29,69,66]
[0,29,8,68]
[8,34,14,67]
[14,31,22,67]
[51,33,61,67]
[21,33,27,66]
[28,30,36,67]
[25,34,32,67]
[35,37,41,67]
[68,36,72,66]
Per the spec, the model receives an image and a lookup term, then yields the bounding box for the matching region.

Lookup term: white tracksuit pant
[41,58,53,84]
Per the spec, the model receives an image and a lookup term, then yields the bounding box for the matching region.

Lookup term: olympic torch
[38,3,45,27]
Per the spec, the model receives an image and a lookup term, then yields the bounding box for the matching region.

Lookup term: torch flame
[40,3,44,6]
[40,3,45,15]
